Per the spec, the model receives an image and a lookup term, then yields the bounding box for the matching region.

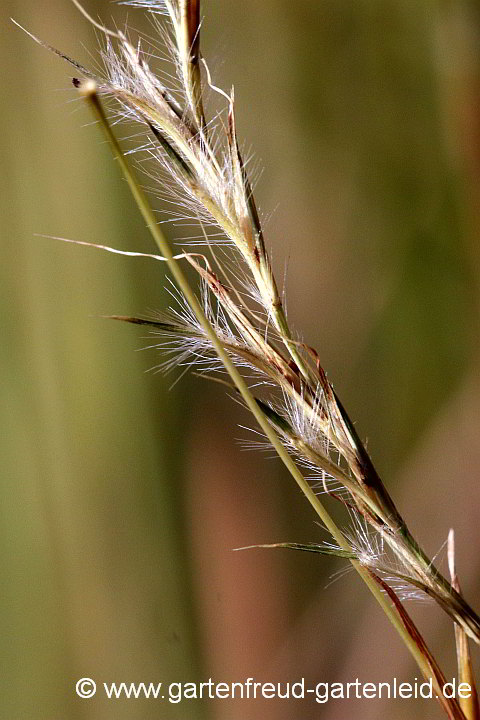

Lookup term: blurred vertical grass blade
[349,0,475,470]
[3,1,203,718]
[280,0,475,471]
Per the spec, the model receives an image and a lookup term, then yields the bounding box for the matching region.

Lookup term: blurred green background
[2,1,480,718]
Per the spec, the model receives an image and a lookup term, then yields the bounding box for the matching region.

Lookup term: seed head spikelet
[19,0,476,647]
[19,2,480,714]
[21,0,480,647]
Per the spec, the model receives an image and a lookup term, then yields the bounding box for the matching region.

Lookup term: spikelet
[18,4,480,702]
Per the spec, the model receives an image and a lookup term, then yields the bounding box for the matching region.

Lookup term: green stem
[80,82,449,690]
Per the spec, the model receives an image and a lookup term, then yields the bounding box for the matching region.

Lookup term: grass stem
[79,80,453,693]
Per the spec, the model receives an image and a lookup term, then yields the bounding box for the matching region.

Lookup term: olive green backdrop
[2,1,480,718]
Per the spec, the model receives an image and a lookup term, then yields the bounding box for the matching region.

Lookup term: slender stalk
[78,80,451,688]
